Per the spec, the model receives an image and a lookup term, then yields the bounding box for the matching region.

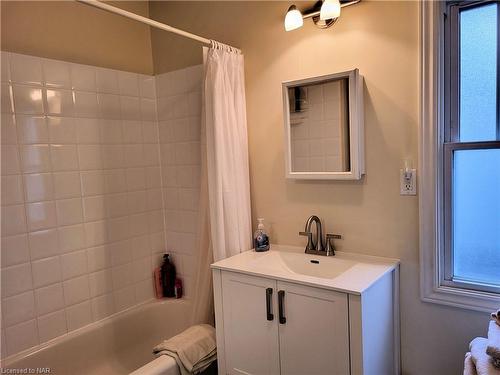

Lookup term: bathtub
[2,299,192,375]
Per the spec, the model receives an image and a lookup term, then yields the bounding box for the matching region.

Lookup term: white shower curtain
[204,42,252,261]
[190,42,252,324]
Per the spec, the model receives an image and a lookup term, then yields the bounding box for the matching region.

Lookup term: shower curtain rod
[77,0,228,48]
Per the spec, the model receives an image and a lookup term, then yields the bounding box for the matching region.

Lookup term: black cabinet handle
[278,290,286,324]
[265,288,274,321]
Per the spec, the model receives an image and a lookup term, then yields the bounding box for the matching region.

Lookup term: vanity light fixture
[284,0,360,31]
[284,5,304,32]
[320,0,341,20]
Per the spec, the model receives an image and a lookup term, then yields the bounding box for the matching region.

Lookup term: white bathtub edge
[129,355,180,375]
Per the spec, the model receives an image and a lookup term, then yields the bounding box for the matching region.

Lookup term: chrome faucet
[300,215,324,252]
[299,215,341,256]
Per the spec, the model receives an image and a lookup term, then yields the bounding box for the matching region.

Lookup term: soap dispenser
[254,218,270,252]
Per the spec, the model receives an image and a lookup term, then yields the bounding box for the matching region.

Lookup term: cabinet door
[221,271,280,375]
[276,281,350,375]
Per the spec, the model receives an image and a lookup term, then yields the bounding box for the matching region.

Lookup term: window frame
[419,0,500,312]
[443,0,500,294]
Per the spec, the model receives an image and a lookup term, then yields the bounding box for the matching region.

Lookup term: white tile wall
[156,65,203,299]
[1,53,203,359]
[290,80,348,172]
[0,52,170,358]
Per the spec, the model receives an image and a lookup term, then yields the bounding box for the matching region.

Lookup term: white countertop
[211,244,400,295]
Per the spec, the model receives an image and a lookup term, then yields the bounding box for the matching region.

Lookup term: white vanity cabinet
[275,280,350,375]
[219,272,350,375]
[219,272,280,375]
[211,246,400,375]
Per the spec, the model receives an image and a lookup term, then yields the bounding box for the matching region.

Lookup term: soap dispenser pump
[254,218,270,252]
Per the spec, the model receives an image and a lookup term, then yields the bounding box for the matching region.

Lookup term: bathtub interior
[4,300,192,375]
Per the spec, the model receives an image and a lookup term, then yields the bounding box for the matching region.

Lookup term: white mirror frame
[282,69,365,180]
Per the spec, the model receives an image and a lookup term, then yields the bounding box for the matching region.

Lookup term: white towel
[464,352,478,375]
[470,337,500,375]
[153,324,216,375]
[487,321,500,362]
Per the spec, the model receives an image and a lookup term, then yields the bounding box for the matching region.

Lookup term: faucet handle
[325,233,341,256]
[299,231,315,251]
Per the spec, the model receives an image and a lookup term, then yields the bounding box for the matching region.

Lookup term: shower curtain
[191,42,252,324]
[203,42,252,261]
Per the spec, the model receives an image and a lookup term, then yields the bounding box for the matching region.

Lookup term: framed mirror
[282,69,364,180]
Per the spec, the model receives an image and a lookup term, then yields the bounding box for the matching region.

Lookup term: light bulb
[284,5,303,31]
[320,0,341,21]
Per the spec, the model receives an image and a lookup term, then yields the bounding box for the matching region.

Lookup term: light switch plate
[400,168,417,195]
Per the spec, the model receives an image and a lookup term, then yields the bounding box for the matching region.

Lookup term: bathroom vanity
[211,245,400,375]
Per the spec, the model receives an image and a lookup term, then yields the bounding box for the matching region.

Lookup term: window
[443,0,500,293]
[420,1,500,311]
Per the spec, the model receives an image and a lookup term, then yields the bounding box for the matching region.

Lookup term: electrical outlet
[400,168,417,195]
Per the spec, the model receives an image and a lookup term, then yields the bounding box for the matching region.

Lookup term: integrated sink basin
[211,244,400,295]
[252,250,356,279]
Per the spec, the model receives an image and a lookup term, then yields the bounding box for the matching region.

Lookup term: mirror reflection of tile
[288,78,350,173]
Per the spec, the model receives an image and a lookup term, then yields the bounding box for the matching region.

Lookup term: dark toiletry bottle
[174,278,183,299]
[254,218,270,252]
[161,254,176,297]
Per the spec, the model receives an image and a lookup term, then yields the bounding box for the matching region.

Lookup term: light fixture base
[284,0,360,32]
[312,15,338,29]
[310,1,338,29]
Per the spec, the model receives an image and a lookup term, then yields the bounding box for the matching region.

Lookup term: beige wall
[1,1,154,74]
[149,2,489,374]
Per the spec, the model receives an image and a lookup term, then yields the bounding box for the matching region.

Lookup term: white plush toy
[492,309,500,327]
